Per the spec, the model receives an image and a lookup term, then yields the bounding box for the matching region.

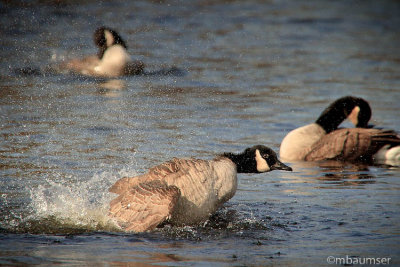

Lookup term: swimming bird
[280,96,400,164]
[108,145,292,232]
[304,127,400,164]
[63,26,144,77]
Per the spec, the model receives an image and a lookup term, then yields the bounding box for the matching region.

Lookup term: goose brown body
[280,96,370,161]
[62,27,144,77]
[109,157,237,232]
[304,128,400,162]
[108,146,292,232]
[280,96,400,164]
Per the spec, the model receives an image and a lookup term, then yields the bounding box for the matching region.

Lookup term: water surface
[1,0,400,266]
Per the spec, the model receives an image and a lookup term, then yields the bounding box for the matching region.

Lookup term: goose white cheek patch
[255,149,270,172]
[348,106,360,126]
[104,30,114,47]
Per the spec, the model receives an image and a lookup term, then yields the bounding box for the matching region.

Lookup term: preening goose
[63,26,144,77]
[280,96,371,161]
[304,127,400,163]
[280,96,400,164]
[108,145,292,232]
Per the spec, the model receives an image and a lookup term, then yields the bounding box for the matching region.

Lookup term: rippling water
[1,0,400,266]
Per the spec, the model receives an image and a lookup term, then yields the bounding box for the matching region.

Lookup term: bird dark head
[93,26,127,59]
[316,96,371,133]
[354,97,371,128]
[251,145,293,172]
[224,145,292,173]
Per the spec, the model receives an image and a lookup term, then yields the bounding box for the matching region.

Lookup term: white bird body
[62,27,144,77]
[280,123,326,161]
[93,45,131,77]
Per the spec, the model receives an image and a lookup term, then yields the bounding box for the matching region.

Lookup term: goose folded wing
[304,128,398,162]
[109,180,180,232]
[109,176,142,195]
[108,159,181,194]
[109,158,210,195]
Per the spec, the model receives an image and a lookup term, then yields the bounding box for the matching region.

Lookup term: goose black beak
[271,161,293,171]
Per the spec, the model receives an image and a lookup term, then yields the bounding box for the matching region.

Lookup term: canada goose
[108,145,292,232]
[280,96,400,164]
[63,27,144,77]
[280,96,371,161]
[304,127,400,163]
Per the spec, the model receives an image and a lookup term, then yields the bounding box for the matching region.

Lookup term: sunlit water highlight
[1,0,400,266]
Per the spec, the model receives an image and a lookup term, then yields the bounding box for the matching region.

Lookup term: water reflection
[108,240,235,266]
[1,0,400,265]
[98,79,127,91]
[287,160,376,186]
[316,161,375,186]
[112,251,185,266]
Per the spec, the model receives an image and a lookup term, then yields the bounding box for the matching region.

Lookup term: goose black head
[315,96,371,133]
[353,97,371,128]
[224,145,292,173]
[93,26,127,59]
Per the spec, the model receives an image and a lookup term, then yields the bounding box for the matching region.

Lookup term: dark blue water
[1,0,399,266]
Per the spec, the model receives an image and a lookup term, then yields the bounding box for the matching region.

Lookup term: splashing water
[3,168,139,234]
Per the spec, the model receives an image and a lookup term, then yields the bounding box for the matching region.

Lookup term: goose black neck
[98,47,107,59]
[94,27,127,59]
[222,152,257,173]
[315,108,348,133]
[315,96,362,133]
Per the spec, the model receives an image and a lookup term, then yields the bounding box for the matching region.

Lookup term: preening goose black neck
[223,145,292,173]
[94,26,128,59]
[280,95,399,164]
[315,96,371,133]
[280,96,373,161]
